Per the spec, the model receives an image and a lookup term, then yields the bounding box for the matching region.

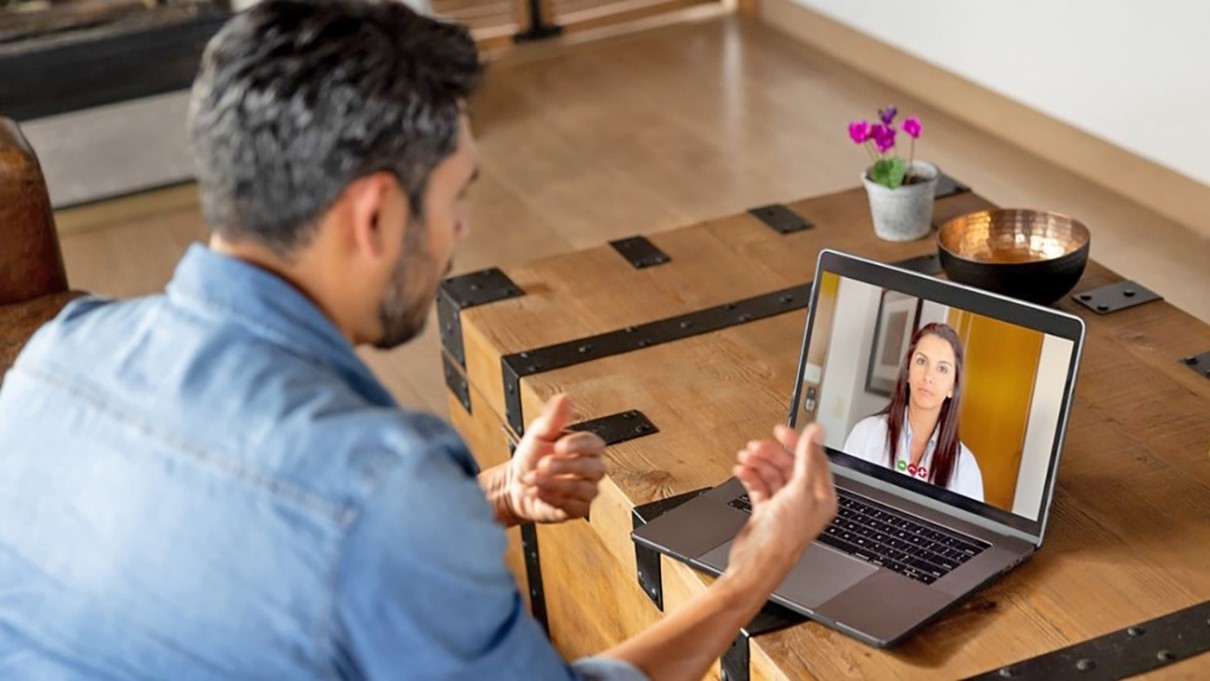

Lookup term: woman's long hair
[877,323,965,487]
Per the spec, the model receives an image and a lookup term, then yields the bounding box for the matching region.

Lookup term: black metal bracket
[513,0,563,43]
[519,522,549,636]
[610,236,671,269]
[720,629,750,681]
[748,204,814,235]
[1072,280,1162,315]
[1180,352,1210,381]
[443,353,471,414]
[568,410,659,445]
[501,283,811,435]
[935,173,971,200]
[437,268,525,368]
[630,488,710,611]
[505,436,550,636]
[892,252,943,276]
[721,602,810,681]
[966,599,1210,680]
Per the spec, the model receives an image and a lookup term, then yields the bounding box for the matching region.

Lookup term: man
[0,1,836,679]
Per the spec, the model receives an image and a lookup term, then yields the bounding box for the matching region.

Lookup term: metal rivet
[520,351,530,358]
[1123,289,1136,297]
[636,424,651,434]
[1096,305,1110,312]
[780,295,794,303]
[1157,650,1176,662]
[637,340,649,348]
[726,303,738,310]
[470,283,480,291]
[738,314,753,323]
[680,320,693,329]
[625,326,637,333]
[578,344,592,354]
[998,668,1016,678]
[1127,626,1145,637]
[1076,658,1095,672]
[1182,356,1197,365]
[623,412,636,419]
[507,385,516,394]
[1079,294,1092,301]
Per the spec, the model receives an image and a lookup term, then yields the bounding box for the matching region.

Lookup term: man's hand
[486,394,606,526]
[598,423,836,680]
[725,423,837,590]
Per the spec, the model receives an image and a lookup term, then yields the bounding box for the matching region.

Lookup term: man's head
[188,0,481,348]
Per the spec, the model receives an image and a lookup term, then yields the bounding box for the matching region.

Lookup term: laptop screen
[789,251,1084,537]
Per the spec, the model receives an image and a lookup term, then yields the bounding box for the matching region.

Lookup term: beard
[373,216,452,350]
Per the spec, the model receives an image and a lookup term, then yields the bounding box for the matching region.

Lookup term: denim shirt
[0,245,645,681]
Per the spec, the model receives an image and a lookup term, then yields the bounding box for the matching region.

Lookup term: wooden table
[441,184,1210,679]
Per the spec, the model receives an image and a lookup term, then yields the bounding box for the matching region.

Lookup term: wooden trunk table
[439,182,1210,679]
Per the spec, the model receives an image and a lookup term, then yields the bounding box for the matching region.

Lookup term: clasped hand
[725,423,837,585]
[495,394,606,525]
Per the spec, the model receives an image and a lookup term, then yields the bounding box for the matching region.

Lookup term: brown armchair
[0,116,83,380]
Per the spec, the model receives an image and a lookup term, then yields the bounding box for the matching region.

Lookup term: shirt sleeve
[571,657,649,681]
[953,445,985,502]
[333,429,582,680]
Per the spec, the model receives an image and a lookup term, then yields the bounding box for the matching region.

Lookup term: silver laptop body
[632,249,1085,647]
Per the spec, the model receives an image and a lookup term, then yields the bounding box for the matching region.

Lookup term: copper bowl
[937,209,1090,306]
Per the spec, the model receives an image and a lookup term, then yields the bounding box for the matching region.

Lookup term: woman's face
[908,333,957,412]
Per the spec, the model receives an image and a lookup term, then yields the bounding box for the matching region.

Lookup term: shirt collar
[166,243,397,407]
[900,407,940,446]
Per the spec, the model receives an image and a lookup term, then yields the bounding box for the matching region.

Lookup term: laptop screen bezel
[787,249,1085,541]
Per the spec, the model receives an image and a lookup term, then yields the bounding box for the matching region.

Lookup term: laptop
[632,248,1085,647]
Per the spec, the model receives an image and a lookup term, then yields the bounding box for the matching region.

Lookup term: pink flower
[903,116,922,139]
[848,120,870,144]
[872,124,897,154]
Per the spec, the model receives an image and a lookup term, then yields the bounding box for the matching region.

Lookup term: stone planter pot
[861,160,939,242]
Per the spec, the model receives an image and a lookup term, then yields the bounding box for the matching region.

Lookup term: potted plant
[849,106,938,242]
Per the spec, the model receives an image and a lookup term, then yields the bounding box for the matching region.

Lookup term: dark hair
[187,0,482,254]
[878,322,965,487]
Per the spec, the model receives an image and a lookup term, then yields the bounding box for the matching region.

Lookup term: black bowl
[937,209,1090,306]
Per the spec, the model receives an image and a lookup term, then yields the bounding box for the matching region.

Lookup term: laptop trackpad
[699,542,878,609]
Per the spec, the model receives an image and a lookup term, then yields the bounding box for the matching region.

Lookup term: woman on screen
[843,323,984,501]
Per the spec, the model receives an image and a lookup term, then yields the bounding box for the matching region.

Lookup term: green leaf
[869,157,907,189]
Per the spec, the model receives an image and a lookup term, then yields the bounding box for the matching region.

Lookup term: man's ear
[345,172,402,259]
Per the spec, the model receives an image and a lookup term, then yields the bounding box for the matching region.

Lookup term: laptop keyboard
[727,490,990,584]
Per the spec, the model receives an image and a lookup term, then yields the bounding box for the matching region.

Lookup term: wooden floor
[55,13,1210,421]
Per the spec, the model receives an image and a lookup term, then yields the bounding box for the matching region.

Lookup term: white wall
[816,278,885,450]
[789,0,1210,188]
[1013,335,1075,519]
